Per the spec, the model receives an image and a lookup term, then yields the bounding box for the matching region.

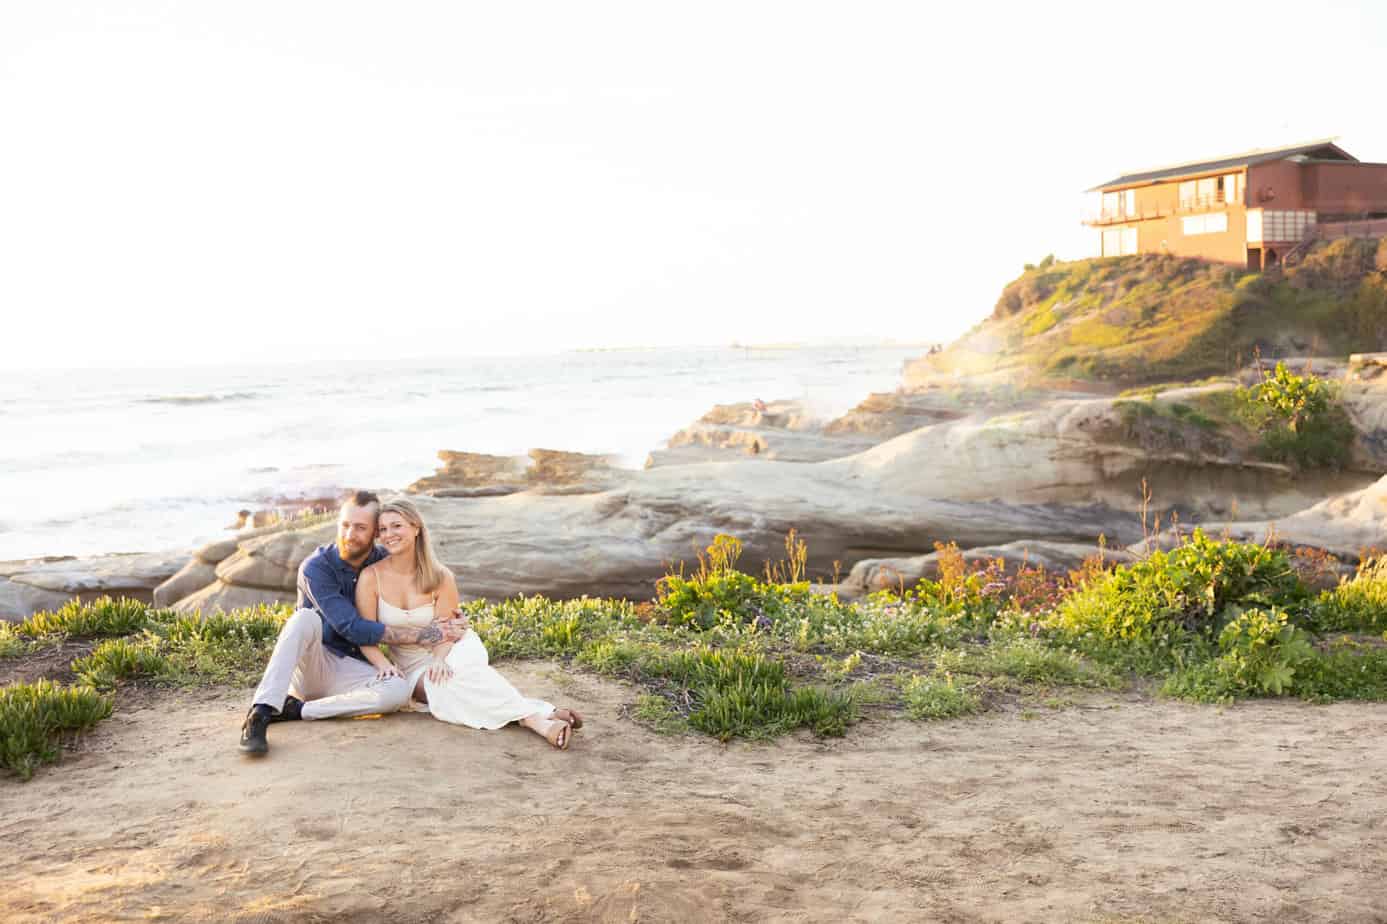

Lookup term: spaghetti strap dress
[376,596,555,729]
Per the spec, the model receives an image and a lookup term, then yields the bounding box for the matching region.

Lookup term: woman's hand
[427,656,454,684]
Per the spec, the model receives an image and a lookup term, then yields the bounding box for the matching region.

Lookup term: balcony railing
[1082,204,1171,226]
[1177,195,1238,213]
[1084,194,1242,226]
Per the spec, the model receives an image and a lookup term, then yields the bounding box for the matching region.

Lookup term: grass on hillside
[936,239,1387,387]
[4,532,1387,780]
[1110,362,1356,471]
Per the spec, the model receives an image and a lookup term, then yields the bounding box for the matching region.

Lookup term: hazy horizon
[5,1,1386,371]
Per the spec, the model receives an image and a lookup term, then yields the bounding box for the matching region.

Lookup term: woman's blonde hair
[378,498,447,594]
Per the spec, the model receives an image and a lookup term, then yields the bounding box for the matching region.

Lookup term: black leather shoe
[238,706,271,756]
[269,695,304,723]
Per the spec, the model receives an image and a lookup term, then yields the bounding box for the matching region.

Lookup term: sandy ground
[3,664,1387,923]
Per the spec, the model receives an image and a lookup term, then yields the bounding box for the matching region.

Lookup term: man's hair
[342,489,382,520]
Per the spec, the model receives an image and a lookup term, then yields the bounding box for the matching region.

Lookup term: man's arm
[331,558,458,646]
[300,557,386,647]
[382,621,447,645]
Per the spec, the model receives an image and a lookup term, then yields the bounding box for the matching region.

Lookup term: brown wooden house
[1086,139,1387,269]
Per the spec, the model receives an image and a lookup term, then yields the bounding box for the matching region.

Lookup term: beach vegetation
[0,680,113,780]
[962,242,1387,388]
[0,624,29,659]
[16,596,155,640]
[9,528,1387,780]
[1045,528,1307,669]
[1310,555,1387,633]
[631,694,688,735]
[901,673,981,720]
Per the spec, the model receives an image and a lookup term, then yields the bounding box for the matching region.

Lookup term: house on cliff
[1086,139,1387,269]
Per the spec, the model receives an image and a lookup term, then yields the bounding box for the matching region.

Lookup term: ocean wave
[138,391,262,406]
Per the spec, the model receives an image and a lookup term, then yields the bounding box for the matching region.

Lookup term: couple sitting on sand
[238,491,583,756]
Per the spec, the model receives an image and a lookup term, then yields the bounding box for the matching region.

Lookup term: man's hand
[374,662,402,681]
[426,656,454,684]
[439,609,471,643]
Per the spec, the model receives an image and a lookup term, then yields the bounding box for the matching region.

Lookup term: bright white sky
[4,1,1385,369]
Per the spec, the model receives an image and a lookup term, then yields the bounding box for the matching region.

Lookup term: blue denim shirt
[296,543,389,661]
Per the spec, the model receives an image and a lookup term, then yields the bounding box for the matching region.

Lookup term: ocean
[0,344,923,561]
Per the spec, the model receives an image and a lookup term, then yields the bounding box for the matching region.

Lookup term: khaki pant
[252,608,411,720]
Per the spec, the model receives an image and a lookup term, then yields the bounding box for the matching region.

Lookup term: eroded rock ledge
[6,360,1383,620]
[408,449,626,497]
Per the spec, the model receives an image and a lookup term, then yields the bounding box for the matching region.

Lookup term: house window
[1102,227,1139,256]
[1182,212,1228,235]
[1223,173,1242,204]
[1180,181,1196,208]
[1101,189,1138,220]
[1260,210,1317,241]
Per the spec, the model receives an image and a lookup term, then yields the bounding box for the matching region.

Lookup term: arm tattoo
[380,623,444,645]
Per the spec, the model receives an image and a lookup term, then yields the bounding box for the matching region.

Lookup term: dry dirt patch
[2,663,1386,923]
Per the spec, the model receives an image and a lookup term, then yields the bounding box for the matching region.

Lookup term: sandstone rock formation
[0,552,188,621]
[1140,473,1387,564]
[645,399,870,467]
[647,394,974,468]
[409,449,626,497]
[159,522,334,614]
[154,375,1386,609]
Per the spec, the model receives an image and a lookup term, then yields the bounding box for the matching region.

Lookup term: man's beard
[338,536,371,561]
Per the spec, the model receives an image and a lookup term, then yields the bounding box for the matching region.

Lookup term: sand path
[3,664,1386,923]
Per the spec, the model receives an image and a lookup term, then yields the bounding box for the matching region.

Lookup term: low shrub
[0,680,113,780]
[1311,556,1387,633]
[690,682,853,740]
[71,605,291,689]
[1214,608,1315,695]
[902,674,980,720]
[17,596,154,639]
[656,534,818,632]
[586,643,855,741]
[72,636,170,688]
[951,636,1122,689]
[1048,530,1306,667]
[1296,640,1387,701]
[0,624,28,659]
[771,592,956,655]
[632,694,687,734]
[1162,607,1316,702]
[1232,362,1353,470]
[467,596,636,659]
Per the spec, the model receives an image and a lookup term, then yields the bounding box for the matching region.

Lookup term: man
[238,490,468,756]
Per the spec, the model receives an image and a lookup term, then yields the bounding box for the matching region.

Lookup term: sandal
[542,718,571,750]
[551,708,584,731]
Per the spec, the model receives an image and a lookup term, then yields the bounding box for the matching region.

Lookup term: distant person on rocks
[238,490,469,756]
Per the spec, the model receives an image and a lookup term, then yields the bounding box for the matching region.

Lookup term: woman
[355,498,583,749]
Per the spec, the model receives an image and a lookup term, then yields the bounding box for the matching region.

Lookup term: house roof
[1088,139,1357,192]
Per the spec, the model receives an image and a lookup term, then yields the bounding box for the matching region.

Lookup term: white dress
[377,596,555,729]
